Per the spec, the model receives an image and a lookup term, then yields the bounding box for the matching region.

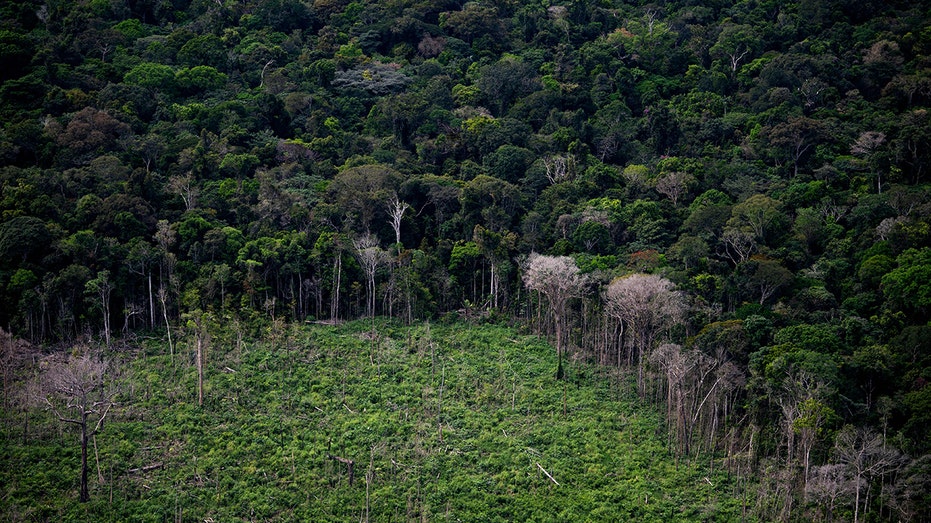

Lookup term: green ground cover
[2,320,746,522]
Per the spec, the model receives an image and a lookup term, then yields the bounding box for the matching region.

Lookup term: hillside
[2,0,931,520]
[3,321,745,521]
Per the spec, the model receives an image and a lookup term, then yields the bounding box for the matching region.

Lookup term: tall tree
[604,273,687,396]
[522,253,589,380]
[42,350,116,503]
[353,234,388,318]
[84,270,113,347]
[834,425,903,523]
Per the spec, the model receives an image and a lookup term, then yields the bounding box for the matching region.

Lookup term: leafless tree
[655,171,694,207]
[651,343,744,458]
[721,227,758,265]
[353,234,388,318]
[185,311,212,407]
[167,173,199,211]
[885,454,931,523]
[42,350,117,502]
[386,194,410,247]
[604,273,686,396]
[543,154,576,185]
[154,220,177,355]
[85,270,113,347]
[851,131,887,194]
[522,253,590,379]
[833,425,904,523]
[806,463,851,522]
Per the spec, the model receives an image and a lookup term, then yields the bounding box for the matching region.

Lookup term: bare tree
[185,311,212,407]
[522,253,590,380]
[542,154,576,185]
[886,455,931,523]
[651,343,744,458]
[154,220,177,356]
[851,131,887,194]
[721,227,758,265]
[386,193,410,247]
[655,171,694,207]
[806,464,851,522]
[42,350,117,502]
[604,273,686,396]
[353,234,388,318]
[834,425,904,523]
[167,174,199,211]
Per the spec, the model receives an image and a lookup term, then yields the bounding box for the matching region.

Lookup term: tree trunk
[80,420,90,502]
[331,253,341,321]
[148,273,155,329]
[197,335,204,407]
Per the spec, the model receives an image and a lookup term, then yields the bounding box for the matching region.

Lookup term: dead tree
[522,253,590,380]
[604,273,686,396]
[42,350,117,502]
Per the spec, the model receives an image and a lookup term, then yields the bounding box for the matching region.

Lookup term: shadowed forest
[1,0,930,520]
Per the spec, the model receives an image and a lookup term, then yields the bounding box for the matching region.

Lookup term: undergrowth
[2,320,748,522]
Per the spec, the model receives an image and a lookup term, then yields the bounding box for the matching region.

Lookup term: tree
[806,464,850,522]
[881,248,931,321]
[185,310,212,407]
[763,116,824,178]
[834,425,904,523]
[477,56,540,116]
[886,455,931,523]
[353,234,388,318]
[604,273,687,396]
[720,227,757,265]
[42,350,117,503]
[386,193,410,247]
[728,194,784,241]
[84,270,113,347]
[655,171,694,207]
[740,256,794,305]
[123,62,176,92]
[851,131,887,194]
[709,23,759,79]
[472,225,516,310]
[522,253,589,380]
[328,165,401,233]
[542,154,577,185]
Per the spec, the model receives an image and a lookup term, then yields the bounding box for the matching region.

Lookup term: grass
[2,319,749,522]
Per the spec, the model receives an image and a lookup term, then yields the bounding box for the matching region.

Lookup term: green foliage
[123,62,176,92]
[2,322,745,521]
[1,1,931,518]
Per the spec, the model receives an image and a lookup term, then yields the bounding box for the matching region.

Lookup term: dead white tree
[721,227,758,265]
[543,154,576,185]
[386,193,410,246]
[805,463,850,522]
[522,253,590,380]
[167,174,198,211]
[42,350,117,503]
[604,273,687,396]
[655,171,694,207]
[353,234,388,318]
[834,425,904,523]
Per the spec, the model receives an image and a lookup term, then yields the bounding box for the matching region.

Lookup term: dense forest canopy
[2,0,931,520]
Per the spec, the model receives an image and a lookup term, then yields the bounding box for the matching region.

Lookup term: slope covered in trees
[2,0,931,520]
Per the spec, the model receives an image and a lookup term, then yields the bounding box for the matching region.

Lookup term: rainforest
[1,0,930,521]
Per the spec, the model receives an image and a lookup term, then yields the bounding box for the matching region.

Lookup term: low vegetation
[3,320,747,521]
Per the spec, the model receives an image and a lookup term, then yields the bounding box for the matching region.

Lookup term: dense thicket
[2,0,931,520]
